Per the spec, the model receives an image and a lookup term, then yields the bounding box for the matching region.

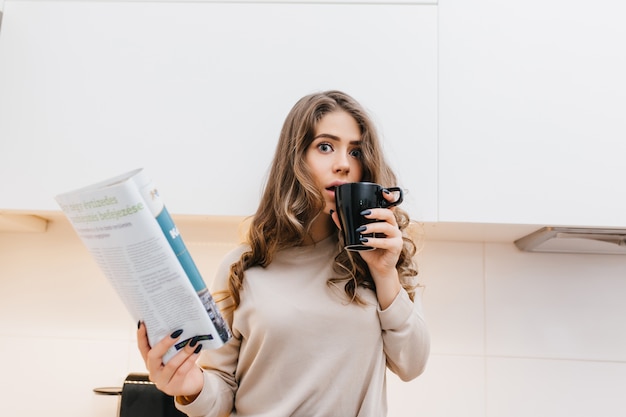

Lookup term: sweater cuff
[378,289,414,330]
[175,371,220,416]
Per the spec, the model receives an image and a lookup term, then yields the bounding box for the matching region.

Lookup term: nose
[333,152,350,174]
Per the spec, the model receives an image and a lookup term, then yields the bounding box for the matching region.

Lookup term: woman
[138,90,430,416]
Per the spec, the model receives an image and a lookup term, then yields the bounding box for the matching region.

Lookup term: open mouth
[326,182,346,192]
[325,185,341,197]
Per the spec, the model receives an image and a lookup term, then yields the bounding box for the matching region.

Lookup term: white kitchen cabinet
[0,1,437,220]
[439,0,626,227]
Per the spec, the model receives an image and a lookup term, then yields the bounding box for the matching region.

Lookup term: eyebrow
[312,133,362,145]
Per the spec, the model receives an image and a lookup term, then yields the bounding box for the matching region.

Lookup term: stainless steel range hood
[515,226,626,254]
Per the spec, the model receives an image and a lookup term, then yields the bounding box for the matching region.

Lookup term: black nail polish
[360,209,372,216]
[355,225,367,233]
[360,236,369,243]
[189,337,199,347]
[170,329,183,339]
[137,321,141,329]
[329,209,334,216]
[194,344,202,354]
[383,189,391,194]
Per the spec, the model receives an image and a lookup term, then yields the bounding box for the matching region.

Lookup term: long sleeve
[175,247,247,417]
[379,289,430,381]
[175,367,237,417]
[177,237,429,416]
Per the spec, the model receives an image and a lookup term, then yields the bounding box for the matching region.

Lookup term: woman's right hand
[137,322,205,399]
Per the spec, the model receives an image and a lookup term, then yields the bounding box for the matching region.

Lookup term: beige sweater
[177,236,430,417]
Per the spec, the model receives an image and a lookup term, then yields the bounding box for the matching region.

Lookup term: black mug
[335,182,404,251]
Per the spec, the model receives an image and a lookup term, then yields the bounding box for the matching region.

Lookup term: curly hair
[219,90,418,314]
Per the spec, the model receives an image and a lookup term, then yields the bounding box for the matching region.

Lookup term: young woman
[137,90,430,416]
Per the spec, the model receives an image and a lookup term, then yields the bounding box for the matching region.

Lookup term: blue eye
[318,143,333,153]
[349,148,362,158]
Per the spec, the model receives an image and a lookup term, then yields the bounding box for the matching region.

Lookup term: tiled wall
[1,217,625,416]
[388,241,626,417]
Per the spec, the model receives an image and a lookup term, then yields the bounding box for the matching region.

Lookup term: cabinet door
[439,0,626,227]
[0,1,437,220]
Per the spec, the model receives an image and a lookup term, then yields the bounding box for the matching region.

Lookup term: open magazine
[55,168,232,363]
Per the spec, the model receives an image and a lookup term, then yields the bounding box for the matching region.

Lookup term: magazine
[55,168,232,363]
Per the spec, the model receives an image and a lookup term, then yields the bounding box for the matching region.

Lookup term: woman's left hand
[331,190,404,308]
[354,204,403,279]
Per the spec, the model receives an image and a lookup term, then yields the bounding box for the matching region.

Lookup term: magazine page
[55,168,231,363]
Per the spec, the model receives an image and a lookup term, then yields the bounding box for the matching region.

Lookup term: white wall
[1,217,625,416]
[438,0,626,227]
[0,0,438,221]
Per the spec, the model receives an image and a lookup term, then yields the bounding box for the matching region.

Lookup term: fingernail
[137,321,141,329]
[360,209,372,216]
[194,344,202,354]
[383,189,391,194]
[329,209,334,216]
[170,329,183,339]
[355,225,367,233]
[189,337,199,347]
[360,236,369,243]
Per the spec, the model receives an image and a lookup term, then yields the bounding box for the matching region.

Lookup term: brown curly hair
[219,90,418,314]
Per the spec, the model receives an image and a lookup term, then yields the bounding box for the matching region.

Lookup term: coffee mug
[335,182,404,251]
